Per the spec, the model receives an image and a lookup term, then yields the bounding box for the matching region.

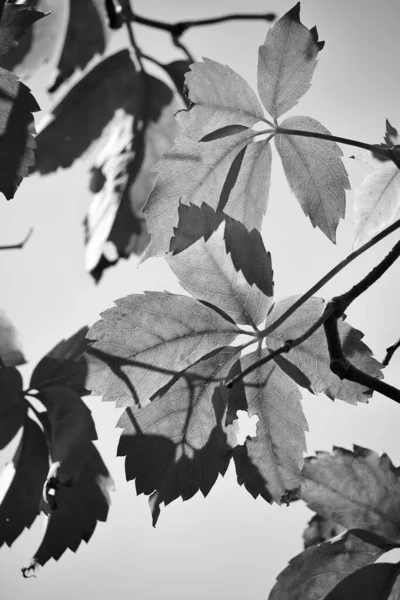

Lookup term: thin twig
[382,338,400,367]
[0,227,33,251]
[172,35,195,64]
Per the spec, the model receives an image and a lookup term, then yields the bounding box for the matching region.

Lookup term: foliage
[1,1,400,597]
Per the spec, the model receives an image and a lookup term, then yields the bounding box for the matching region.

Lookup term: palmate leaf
[117,347,239,525]
[0,2,47,59]
[301,446,400,542]
[269,529,393,600]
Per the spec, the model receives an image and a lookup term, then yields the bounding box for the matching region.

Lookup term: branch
[0,228,32,251]
[382,338,400,367]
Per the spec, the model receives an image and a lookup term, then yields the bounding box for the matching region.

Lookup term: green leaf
[302,515,345,549]
[117,347,238,525]
[324,563,400,600]
[258,3,324,120]
[0,3,47,59]
[22,442,113,576]
[230,349,307,503]
[0,416,48,547]
[0,366,26,449]
[269,529,392,600]
[0,309,25,366]
[85,292,240,407]
[353,162,400,249]
[265,296,382,403]
[275,116,350,242]
[30,326,89,395]
[301,446,400,543]
[167,221,273,327]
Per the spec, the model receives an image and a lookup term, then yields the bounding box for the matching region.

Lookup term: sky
[1,0,400,598]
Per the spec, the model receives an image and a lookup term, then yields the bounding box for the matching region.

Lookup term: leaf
[167,221,273,327]
[0,366,26,449]
[0,309,25,366]
[0,3,47,59]
[0,1,70,78]
[47,0,108,93]
[0,67,39,199]
[0,416,48,547]
[84,75,179,280]
[301,446,400,543]
[265,296,383,403]
[353,162,400,249]
[35,49,141,174]
[30,326,89,395]
[258,3,324,120]
[324,563,400,600]
[275,116,350,242]
[22,442,113,576]
[117,347,238,525]
[302,515,345,549]
[269,529,392,600]
[85,292,240,407]
[159,59,191,104]
[229,349,307,503]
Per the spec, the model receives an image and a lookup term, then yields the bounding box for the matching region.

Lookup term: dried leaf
[0,3,47,58]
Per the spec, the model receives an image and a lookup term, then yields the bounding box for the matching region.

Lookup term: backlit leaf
[324,563,400,600]
[0,365,25,449]
[258,3,324,120]
[0,309,25,366]
[85,292,240,407]
[275,116,350,242]
[301,446,400,542]
[353,162,400,249]
[269,529,392,600]
[0,3,47,58]
[117,347,238,525]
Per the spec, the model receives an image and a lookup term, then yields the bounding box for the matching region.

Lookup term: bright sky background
[1,0,400,598]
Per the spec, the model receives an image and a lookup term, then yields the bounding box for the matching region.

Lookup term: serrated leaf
[1,1,69,78]
[353,162,400,249]
[30,327,89,395]
[302,515,345,549]
[167,221,272,327]
[258,3,324,120]
[48,0,108,93]
[0,67,39,198]
[0,3,47,58]
[22,442,113,576]
[269,529,392,600]
[35,50,141,174]
[275,116,350,242]
[0,365,25,449]
[301,446,400,543]
[324,563,400,600]
[265,296,382,403]
[117,347,238,525]
[0,309,25,366]
[85,292,240,407]
[0,416,48,547]
[229,349,307,503]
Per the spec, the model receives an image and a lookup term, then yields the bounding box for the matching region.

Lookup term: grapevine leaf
[324,563,400,600]
[0,1,69,78]
[0,3,47,59]
[230,349,307,503]
[117,347,238,525]
[84,292,240,407]
[269,529,392,600]
[258,3,324,120]
[167,221,272,327]
[22,442,113,576]
[265,296,383,403]
[353,162,400,249]
[48,0,108,93]
[302,515,345,549]
[30,326,89,395]
[35,50,141,174]
[0,366,25,449]
[0,416,48,547]
[0,67,39,199]
[301,446,400,543]
[85,76,179,280]
[275,116,350,242]
[0,309,25,366]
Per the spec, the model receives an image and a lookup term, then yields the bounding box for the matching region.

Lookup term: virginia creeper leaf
[0,416,48,547]
[0,309,25,366]
[324,563,400,600]
[0,3,47,59]
[0,365,25,449]
[30,326,89,395]
[258,3,324,120]
[22,442,113,576]
[301,446,400,542]
[269,529,392,600]
[353,162,400,249]
[35,50,141,174]
[275,116,350,242]
[167,221,273,327]
[85,292,241,407]
[302,514,345,549]
[229,349,308,503]
[117,347,238,525]
[265,296,382,403]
